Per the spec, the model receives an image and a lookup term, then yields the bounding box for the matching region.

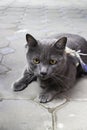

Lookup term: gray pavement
[0,0,87,130]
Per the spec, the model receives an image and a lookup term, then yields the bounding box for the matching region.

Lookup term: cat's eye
[49,59,57,65]
[33,58,40,64]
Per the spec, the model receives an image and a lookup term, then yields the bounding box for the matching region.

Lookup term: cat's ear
[54,37,67,50]
[26,34,37,47]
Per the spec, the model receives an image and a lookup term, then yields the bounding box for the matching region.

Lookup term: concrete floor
[0,0,87,130]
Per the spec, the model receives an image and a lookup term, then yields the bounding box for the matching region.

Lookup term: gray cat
[13,33,87,103]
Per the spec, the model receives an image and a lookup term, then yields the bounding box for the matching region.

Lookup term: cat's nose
[40,66,47,77]
[40,72,47,76]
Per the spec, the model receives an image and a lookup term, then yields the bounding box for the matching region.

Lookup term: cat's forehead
[35,38,60,57]
[37,38,57,45]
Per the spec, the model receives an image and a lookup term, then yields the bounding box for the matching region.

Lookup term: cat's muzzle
[39,72,48,80]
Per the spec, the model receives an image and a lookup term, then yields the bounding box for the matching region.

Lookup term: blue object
[81,63,87,73]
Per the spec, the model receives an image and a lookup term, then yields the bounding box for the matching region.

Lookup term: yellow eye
[49,59,57,65]
[33,58,40,64]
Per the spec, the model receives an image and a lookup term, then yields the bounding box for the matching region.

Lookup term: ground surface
[0,0,87,130]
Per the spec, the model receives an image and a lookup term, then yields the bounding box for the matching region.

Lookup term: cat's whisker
[54,73,72,80]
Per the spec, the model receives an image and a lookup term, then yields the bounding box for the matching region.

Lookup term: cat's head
[26,34,67,80]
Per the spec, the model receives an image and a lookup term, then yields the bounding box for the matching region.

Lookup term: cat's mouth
[38,75,49,80]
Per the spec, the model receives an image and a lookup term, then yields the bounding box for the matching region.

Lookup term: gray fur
[13,33,87,103]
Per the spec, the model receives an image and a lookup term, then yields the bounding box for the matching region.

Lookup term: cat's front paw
[39,93,53,103]
[13,82,27,91]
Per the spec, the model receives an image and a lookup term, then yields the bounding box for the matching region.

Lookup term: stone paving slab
[0,64,10,74]
[0,54,2,62]
[54,101,87,130]
[0,100,52,130]
[0,47,15,55]
[0,40,9,48]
